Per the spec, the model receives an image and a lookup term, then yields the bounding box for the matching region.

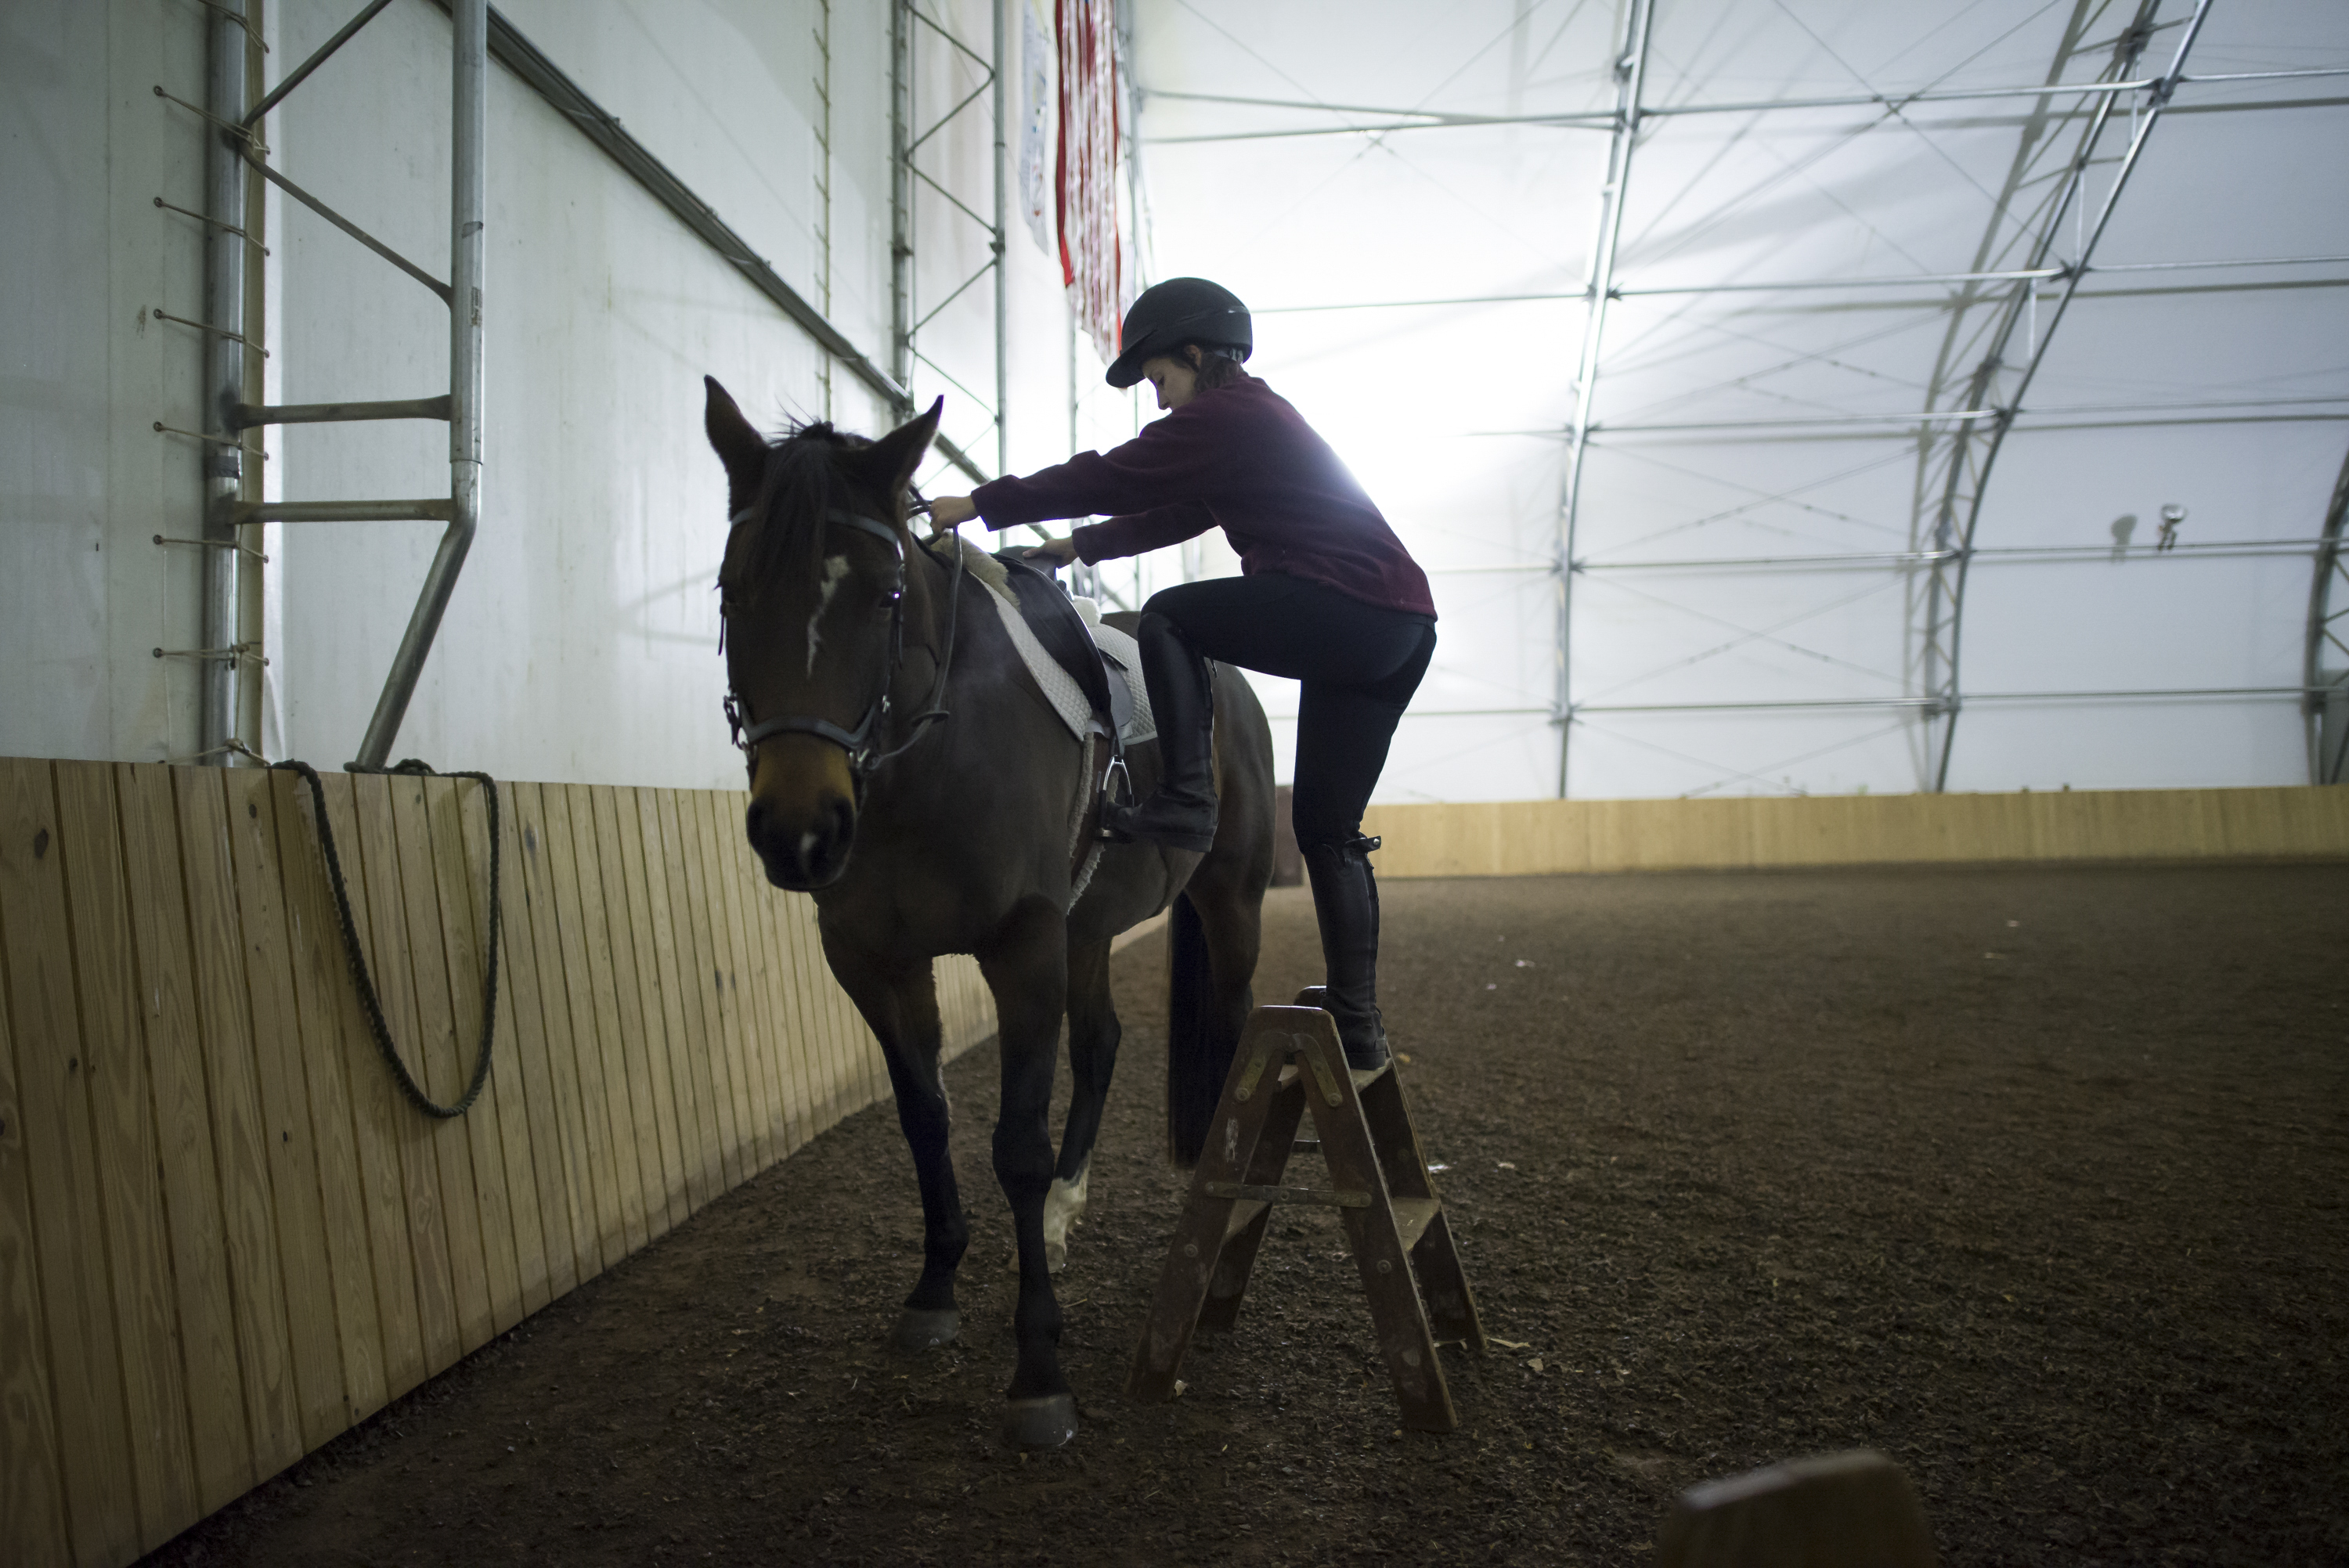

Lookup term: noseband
[722,505,966,791]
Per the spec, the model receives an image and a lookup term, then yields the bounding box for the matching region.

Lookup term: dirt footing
[145,865,2349,1566]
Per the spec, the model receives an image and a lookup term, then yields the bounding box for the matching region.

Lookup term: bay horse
[702,379,1276,1449]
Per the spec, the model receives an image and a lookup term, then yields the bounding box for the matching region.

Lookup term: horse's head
[704,376,941,890]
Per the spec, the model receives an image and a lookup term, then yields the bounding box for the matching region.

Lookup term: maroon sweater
[970,374,1436,619]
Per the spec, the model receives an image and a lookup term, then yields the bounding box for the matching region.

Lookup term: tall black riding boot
[1303,834,1389,1071]
[1101,611,1219,852]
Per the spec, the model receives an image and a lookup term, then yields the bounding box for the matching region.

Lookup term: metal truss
[171,0,487,769]
[893,0,1008,479]
[2305,442,2349,783]
[1553,0,1655,797]
[1917,0,2210,791]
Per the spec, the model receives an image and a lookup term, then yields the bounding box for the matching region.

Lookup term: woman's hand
[924,494,979,534]
[1021,535,1080,567]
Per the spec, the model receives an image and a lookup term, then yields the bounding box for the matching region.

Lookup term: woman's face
[1141,353,1200,411]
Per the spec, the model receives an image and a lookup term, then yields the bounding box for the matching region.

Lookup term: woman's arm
[1073,503,1217,563]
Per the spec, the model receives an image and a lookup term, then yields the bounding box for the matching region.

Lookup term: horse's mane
[720,420,877,606]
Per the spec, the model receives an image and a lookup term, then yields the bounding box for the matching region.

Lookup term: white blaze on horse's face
[807,553,850,674]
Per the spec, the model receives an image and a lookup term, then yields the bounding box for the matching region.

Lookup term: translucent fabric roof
[1128,0,2349,801]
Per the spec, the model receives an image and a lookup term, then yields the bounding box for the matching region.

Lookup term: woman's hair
[1182,343,1248,391]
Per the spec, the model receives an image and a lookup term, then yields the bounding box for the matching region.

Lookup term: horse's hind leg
[1045,937,1119,1273]
[822,935,969,1350]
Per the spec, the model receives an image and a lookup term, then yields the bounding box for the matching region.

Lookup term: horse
[702,378,1276,1449]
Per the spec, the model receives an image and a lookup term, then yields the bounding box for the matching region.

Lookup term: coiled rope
[272,758,500,1119]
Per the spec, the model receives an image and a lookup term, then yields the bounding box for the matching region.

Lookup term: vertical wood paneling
[0,771,72,1567]
[557,786,648,1253]
[49,764,196,1552]
[312,774,427,1404]
[660,789,736,1191]
[633,788,711,1214]
[381,777,493,1365]
[417,777,522,1336]
[510,784,601,1286]
[1,759,141,1568]
[114,766,254,1512]
[344,774,459,1381]
[765,892,819,1145]
[215,770,347,1451]
[743,879,806,1159]
[462,783,549,1316]
[610,788,688,1227]
[537,786,633,1267]
[583,788,662,1238]
[684,791,757,1181]
[173,766,305,1481]
[487,784,576,1303]
[263,770,390,1428]
[699,791,773,1174]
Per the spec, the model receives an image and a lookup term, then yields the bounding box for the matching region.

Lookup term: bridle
[721,503,966,793]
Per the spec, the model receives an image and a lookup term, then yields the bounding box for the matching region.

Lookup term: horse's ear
[859,396,944,503]
[704,376,767,503]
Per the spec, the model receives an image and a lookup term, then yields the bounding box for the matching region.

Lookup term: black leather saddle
[990,551,1132,741]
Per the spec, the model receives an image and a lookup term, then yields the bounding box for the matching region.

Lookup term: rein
[722,504,967,791]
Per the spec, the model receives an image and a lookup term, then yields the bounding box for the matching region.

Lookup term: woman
[923,277,1436,1071]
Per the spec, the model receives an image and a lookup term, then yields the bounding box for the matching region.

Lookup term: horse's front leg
[977,896,1078,1448]
[822,932,969,1350]
[1045,937,1120,1273]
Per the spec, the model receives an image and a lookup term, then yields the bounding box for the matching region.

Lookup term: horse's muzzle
[744,742,859,889]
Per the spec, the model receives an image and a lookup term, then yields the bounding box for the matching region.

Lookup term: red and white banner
[1056,0,1124,365]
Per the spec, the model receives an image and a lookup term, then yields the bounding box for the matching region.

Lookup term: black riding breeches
[1142,572,1436,849]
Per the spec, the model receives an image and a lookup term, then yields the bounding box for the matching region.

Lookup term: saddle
[946,542,1158,885]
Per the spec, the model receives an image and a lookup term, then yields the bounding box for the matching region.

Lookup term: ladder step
[1391,1197,1442,1252]
[1203,1181,1370,1209]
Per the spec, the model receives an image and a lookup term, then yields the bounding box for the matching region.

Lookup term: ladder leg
[1199,1086,1304,1332]
[1357,1069,1485,1352]
[1295,1015,1457,1433]
[1408,1209,1484,1349]
[1126,1012,1286,1403]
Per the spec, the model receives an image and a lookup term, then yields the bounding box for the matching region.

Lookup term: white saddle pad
[957,540,1153,748]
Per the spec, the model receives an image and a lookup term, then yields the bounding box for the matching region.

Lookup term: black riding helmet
[1105,276,1253,389]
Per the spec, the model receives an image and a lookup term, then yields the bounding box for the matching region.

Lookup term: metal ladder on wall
[1128,989,1486,1431]
[173,0,485,770]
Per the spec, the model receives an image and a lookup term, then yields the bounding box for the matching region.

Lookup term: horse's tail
[1164,890,1232,1167]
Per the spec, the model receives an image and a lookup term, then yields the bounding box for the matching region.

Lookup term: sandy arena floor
[145,863,2349,1566]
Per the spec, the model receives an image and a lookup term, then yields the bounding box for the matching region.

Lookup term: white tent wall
[2,1,214,766]
[3,0,1156,785]
[1128,0,2349,802]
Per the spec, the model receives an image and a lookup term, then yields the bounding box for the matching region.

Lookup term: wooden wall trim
[1359,786,2349,879]
[0,762,998,1568]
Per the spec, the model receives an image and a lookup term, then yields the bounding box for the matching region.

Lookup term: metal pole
[993,0,1009,478]
[1922,0,2210,791]
[200,0,250,766]
[890,0,915,416]
[1554,0,1654,798]
[353,0,484,770]
[2304,442,2349,783]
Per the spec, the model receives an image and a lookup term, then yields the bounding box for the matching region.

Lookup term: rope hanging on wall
[273,758,500,1119]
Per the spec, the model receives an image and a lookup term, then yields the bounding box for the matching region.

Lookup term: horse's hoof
[890,1307,959,1350]
[1000,1393,1079,1450]
[1045,1239,1068,1274]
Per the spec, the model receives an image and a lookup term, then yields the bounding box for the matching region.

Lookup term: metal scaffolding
[893,0,1009,478]
[1149,1,2346,797]
[173,0,485,770]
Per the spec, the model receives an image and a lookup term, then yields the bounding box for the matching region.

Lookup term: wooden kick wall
[1360,784,2349,879]
[0,758,997,1567]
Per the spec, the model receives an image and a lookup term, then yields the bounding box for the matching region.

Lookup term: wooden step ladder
[1127,989,1485,1430]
